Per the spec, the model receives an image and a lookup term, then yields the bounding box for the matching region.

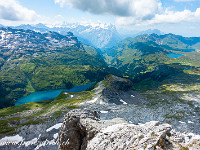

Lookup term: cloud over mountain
[55,0,162,20]
[151,8,200,24]
[0,0,37,21]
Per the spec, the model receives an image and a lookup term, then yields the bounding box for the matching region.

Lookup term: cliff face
[58,109,200,150]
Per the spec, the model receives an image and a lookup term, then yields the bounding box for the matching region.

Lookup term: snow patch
[120,99,127,105]
[188,121,194,124]
[179,121,186,124]
[99,100,105,104]
[46,123,62,132]
[87,97,98,104]
[53,133,58,139]
[100,111,108,114]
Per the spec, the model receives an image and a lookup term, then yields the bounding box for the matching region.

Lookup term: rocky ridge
[83,75,146,105]
[58,109,200,150]
[81,75,200,135]
[0,75,200,149]
[0,27,81,62]
[0,27,82,71]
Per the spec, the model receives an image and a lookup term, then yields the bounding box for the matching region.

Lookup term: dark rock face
[58,109,99,150]
[102,75,144,105]
[104,75,133,91]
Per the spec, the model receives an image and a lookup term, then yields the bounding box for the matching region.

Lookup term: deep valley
[0,25,200,150]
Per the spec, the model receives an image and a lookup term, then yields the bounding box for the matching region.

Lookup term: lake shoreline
[15,83,93,106]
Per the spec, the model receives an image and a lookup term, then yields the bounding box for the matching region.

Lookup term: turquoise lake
[15,83,93,106]
[167,53,185,58]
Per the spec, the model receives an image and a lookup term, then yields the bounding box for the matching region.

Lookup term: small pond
[167,53,185,58]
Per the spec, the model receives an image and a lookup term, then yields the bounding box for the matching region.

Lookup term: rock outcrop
[101,75,145,105]
[58,109,200,150]
[57,109,127,150]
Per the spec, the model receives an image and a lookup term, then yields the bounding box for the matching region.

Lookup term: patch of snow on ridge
[0,135,23,144]
[188,121,194,124]
[120,99,127,105]
[53,133,58,139]
[179,121,186,124]
[87,97,98,104]
[100,111,108,114]
[46,123,62,132]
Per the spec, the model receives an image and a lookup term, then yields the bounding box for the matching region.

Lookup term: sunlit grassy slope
[0,89,94,138]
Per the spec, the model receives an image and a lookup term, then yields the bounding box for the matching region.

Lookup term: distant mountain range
[0,23,168,51]
[137,29,164,36]
[119,29,164,40]
[7,23,121,50]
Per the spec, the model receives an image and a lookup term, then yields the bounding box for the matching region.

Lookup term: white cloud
[175,0,196,2]
[149,8,200,24]
[54,0,200,29]
[55,0,162,20]
[116,8,200,26]
[0,0,37,21]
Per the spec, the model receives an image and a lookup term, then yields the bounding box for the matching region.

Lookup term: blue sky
[0,0,200,36]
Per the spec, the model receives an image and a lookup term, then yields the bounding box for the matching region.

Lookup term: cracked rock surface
[58,109,200,150]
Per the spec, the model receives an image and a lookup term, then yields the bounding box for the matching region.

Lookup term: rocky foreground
[58,109,200,150]
[0,75,200,149]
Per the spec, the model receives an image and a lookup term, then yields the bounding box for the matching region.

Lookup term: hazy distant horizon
[0,0,200,37]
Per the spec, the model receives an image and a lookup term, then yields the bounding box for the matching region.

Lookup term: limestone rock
[58,109,200,150]
[58,109,127,150]
[87,121,172,150]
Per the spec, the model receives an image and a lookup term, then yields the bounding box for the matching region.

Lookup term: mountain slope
[133,33,200,50]
[0,27,112,108]
[104,33,200,78]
